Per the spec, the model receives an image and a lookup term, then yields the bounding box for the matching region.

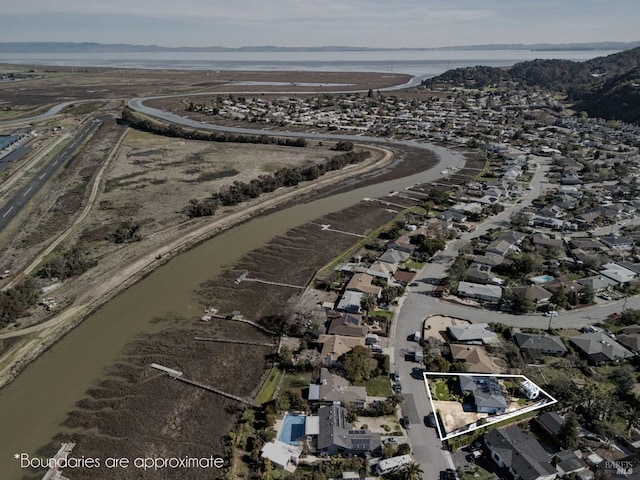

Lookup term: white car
[543,311,558,317]
[599,293,612,301]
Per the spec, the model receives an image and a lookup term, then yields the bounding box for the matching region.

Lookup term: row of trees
[0,278,40,326]
[214,150,370,207]
[121,106,307,148]
[37,247,97,280]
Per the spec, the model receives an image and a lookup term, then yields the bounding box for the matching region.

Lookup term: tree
[360,294,377,316]
[580,284,595,304]
[401,462,423,480]
[342,346,373,383]
[559,411,580,449]
[510,211,531,228]
[510,253,540,277]
[551,286,569,310]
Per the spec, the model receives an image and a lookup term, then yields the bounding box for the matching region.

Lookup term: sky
[0,0,638,49]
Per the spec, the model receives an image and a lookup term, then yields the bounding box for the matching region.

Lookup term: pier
[41,443,75,480]
[234,270,305,290]
[149,363,256,406]
[194,336,276,347]
[317,223,366,238]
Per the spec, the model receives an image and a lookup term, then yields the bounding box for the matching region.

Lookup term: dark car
[401,415,411,429]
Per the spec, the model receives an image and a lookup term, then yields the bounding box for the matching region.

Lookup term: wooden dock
[150,363,256,406]
[194,336,276,347]
[41,443,75,480]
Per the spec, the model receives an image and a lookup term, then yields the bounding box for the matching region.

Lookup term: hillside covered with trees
[422,47,640,123]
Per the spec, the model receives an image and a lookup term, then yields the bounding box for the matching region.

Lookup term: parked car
[394,383,403,394]
[599,293,612,301]
[401,416,410,429]
[392,370,401,382]
[543,310,558,317]
[425,413,437,427]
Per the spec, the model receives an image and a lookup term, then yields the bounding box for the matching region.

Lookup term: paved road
[0,141,32,174]
[0,118,101,232]
[392,293,455,473]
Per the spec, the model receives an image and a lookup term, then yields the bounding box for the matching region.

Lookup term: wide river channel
[0,126,463,478]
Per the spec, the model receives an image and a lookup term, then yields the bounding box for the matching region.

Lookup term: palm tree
[360,293,377,316]
[401,461,423,480]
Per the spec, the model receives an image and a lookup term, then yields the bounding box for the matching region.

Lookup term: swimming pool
[278,414,306,446]
[530,275,554,284]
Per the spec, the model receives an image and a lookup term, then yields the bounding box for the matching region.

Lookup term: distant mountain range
[423,46,640,124]
[0,41,639,53]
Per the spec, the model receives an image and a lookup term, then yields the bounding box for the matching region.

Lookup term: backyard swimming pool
[530,275,553,284]
[278,414,306,446]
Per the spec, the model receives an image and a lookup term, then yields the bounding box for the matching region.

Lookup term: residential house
[577,275,618,292]
[485,426,557,480]
[464,264,503,285]
[346,273,382,297]
[570,238,606,252]
[366,261,397,280]
[336,291,364,314]
[448,323,499,345]
[308,368,367,408]
[328,313,368,337]
[460,376,507,414]
[532,233,564,252]
[600,235,636,250]
[509,285,553,305]
[545,277,583,295]
[599,262,637,286]
[569,332,633,364]
[553,450,589,477]
[393,269,417,285]
[314,403,381,456]
[438,210,468,223]
[534,412,565,446]
[450,345,498,373]
[487,239,519,257]
[473,252,506,268]
[378,249,410,265]
[261,441,302,471]
[616,325,640,354]
[316,335,366,367]
[457,281,503,302]
[514,333,568,360]
[387,235,415,253]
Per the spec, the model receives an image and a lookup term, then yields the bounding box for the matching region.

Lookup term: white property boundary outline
[422,372,557,441]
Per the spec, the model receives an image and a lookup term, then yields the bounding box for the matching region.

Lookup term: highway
[0,119,101,233]
[0,141,31,174]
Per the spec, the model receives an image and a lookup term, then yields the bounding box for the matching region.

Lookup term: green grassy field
[255,368,283,404]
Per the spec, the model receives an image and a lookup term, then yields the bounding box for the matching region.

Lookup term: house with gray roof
[616,325,640,354]
[569,332,633,364]
[308,368,367,408]
[460,376,507,414]
[377,249,410,265]
[448,323,499,345]
[599,262,637,286]
[315,403,381,456]
[457,281,503,302]
[485,426,557,480]
[600,235,636,250]
[577,275,618,292]
[514,333,568,360]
